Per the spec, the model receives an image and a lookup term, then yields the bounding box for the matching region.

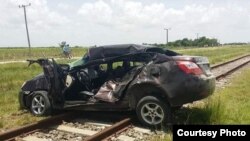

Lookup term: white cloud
[0,1,22,28]
[58,3,70,10]
[0,0,250,46]
[76,0,250,43]
[0,0,70,46]
[0,0,69,29]
[77,1,225,29]
[78,0,112,25]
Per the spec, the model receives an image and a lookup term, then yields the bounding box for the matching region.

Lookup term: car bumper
[19,91,31,109]
[19,91,26,109]
[166,74,215,106]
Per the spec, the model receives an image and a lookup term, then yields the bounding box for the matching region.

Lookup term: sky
[0,0,250,47]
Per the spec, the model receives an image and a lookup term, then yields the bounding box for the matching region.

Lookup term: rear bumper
[166,74,215,106]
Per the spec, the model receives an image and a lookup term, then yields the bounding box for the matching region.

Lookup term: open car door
[27,59,66,108]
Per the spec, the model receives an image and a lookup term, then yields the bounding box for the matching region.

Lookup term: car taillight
[177,61,203,75]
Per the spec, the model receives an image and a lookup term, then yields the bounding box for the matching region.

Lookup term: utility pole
[19,3,31,56]
[164,28,171,45]
[196,33,199,40]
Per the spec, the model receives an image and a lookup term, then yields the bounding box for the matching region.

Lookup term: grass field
[176,45,250,64]
[0,45,249,65]
[0,45,249,131]
[0,63,43,130]
[0,47,87,61]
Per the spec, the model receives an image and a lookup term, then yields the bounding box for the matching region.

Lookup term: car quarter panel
[126,61,215,108]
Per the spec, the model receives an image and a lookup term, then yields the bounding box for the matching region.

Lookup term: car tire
[136,96,172,128]
[30,91,51,116]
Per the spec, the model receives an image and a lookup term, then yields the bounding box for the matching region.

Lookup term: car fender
[20,90,49,108]
[127,82,170,109]
[21,73,50,92]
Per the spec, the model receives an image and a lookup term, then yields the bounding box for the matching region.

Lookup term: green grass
[0,63,44,130]
[1,45,249,65]
[0,58,79,130]
[0,47,87,61]
[210,68,250,124]
[175,45,250,64]
[151,133,172,141]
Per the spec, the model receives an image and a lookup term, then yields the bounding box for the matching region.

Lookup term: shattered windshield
[69,54,89,68]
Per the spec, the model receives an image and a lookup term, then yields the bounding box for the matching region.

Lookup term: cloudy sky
[0,0,250,47]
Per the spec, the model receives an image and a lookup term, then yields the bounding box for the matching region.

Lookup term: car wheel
[30,91,51,116]
[136,96,172,128]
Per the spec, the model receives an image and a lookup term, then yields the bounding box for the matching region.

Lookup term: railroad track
[0,111,156,141]
[211,54,250,80]
[1,54,249,141]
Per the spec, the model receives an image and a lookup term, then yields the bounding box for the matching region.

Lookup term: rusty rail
[215,60,250,80]
[0,111,132,141]
[0,112,75,141]
[211,54,250,69]
[85,118,132,141]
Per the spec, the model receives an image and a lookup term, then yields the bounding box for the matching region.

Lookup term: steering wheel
[77,69,91,90]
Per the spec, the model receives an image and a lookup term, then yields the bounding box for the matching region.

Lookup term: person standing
[63,44,72,59]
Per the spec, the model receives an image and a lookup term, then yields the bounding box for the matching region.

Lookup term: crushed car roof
[88,44,158,61]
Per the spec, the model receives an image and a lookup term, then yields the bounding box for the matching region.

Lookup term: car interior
[63,58,146,104]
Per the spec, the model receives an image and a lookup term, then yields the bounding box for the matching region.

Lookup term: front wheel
[30,91,51,116]
[136,96,172,128]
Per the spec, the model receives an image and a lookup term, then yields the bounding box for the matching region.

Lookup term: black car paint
[126,60,215,108]
[19,44,215,112]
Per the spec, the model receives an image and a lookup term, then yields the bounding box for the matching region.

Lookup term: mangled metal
[94,80,119,103]
[19,44,215,127]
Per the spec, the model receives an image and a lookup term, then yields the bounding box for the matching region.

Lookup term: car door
[27,59,66,108]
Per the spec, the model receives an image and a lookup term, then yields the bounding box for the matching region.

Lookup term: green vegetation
[145,36,220,47]
[151,134,172,141]
[0,47,87,61]
[167,36,219,47]
[0,63,44,130]
[210,68,250,124]
[1,46,249,65]
[176,45,250,64]
[175,67,250,124]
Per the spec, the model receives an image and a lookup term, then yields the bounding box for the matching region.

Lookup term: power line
[164,28,171,45]
[19,3,31,56]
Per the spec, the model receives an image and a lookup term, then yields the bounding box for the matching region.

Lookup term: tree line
[144,36,220,47]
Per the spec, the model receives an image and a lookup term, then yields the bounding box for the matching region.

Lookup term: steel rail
[0,112,75,141]
[0,112,132,141]
[211,54,250,69]
[84,118,132,141]
[215,60,250,80]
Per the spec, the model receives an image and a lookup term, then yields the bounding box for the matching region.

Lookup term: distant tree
[224,42,247,45]
[145,36,220,48]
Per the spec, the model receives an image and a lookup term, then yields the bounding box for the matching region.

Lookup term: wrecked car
[19,44,215,127]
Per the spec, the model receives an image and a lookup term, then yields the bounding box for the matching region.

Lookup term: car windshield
[69,54,89,68]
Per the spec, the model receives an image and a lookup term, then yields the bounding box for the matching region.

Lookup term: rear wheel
[30,91,51,116]
[136,96,172,128]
